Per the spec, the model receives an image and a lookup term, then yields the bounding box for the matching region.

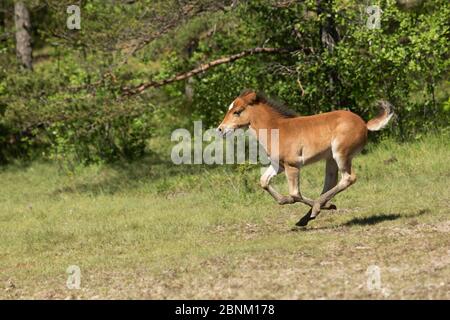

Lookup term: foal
[217,90,394,226]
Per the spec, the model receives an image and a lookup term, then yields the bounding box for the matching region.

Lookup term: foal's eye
[233,110,242,117]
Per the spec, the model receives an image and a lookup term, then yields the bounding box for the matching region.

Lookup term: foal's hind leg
[312,158,356,218]
[297,157,356,226]
[320,158,339,210]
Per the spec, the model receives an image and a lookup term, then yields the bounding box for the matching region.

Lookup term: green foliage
[172,0,449,138]
[0,51,156,164]
[0,0,449,164]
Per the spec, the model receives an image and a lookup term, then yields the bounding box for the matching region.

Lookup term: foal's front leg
[260,164,291,204]
[282,165,315,206]
[284,165,337,209]
[260,164,313,205]
[261,164,338,208]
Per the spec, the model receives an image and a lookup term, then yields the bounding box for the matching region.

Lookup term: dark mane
[239,89,297,118]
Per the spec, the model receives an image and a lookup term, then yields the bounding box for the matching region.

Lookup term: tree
[14,1,32,70]
[0,0,448,164]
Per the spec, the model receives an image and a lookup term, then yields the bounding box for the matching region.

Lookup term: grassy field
[0,135,449,299]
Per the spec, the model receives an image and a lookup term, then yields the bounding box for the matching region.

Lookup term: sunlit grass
[0,134,449,299]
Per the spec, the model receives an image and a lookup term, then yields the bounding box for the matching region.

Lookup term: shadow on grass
[342,213,402,227]
[341,208,430,227]
[292,208,431,232]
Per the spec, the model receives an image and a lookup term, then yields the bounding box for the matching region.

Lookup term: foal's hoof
[327,204,337,210]
[296,215,315,227]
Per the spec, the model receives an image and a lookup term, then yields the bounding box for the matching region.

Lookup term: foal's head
[217,90,258,137]
[217,89,297,137]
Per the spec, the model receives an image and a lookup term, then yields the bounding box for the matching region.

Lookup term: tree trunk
[14,1,33,70]
[0,3,5,29]
[184,38,198,109]
[317,0,344,109]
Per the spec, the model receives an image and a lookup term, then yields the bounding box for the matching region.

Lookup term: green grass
[0,135,449,299]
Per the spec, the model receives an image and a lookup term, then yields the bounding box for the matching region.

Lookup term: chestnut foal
[217,90,394,226]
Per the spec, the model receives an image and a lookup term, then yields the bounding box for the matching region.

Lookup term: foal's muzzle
[216,126,234,138]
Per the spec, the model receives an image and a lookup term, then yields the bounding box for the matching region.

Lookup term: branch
[121,0,232,59]
[122,47,293,96]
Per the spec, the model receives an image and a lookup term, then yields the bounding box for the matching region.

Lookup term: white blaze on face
[228,101,235,111]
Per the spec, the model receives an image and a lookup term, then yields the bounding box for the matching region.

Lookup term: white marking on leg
[334,154,345,170]
[297,156,305,166]
[260,165,278,188]
[331,138,339,156]
[331,139,345,169]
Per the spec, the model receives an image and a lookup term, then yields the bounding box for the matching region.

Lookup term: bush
[0,0,448,164]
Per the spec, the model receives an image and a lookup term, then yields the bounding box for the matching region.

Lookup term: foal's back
[278,110,368,165]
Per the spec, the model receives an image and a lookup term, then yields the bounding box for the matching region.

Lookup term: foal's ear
[240,90,258,105]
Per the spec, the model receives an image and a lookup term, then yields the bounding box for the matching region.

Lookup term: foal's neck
[249,104,284,157]
[249,103,284,132]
